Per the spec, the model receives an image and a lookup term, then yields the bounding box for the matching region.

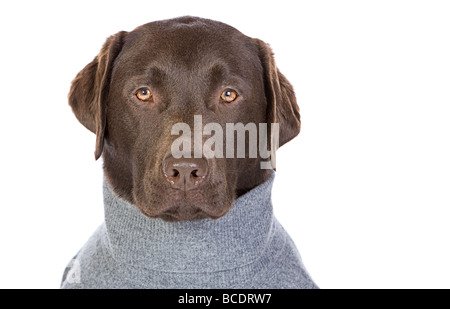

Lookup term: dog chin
[140,199,230,222]
[144,208,228,222]
[156,211,212,222]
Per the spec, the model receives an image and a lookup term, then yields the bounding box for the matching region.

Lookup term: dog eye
[220,89,238,103]
[136,88,153,102]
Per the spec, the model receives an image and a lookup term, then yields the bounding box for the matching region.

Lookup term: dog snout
[163,157,209,191]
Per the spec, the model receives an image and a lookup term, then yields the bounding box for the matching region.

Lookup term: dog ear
[68,31,128,160]
[255,39,301,148]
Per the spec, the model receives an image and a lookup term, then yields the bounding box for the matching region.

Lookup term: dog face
[69,17,300,221]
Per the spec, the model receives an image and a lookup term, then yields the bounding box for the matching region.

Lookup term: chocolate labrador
[62,16,320,290]
[69,16,300,221]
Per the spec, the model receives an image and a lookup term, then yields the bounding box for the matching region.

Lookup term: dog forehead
[117,17,259,73]
[134,16,244,47]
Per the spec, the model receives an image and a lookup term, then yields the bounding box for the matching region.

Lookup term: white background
[0,0,449,289]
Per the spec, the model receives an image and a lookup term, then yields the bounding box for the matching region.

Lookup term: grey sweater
[61,173,318,289]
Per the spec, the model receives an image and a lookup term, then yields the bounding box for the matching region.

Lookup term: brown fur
[68,17,300,221]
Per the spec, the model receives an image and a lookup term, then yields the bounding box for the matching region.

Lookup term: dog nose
[162,157,209,191]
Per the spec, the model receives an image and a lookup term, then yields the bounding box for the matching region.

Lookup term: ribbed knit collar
[102,172,276,273]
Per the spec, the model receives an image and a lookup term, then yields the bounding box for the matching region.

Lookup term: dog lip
[136,179,230,221]
[149,207,213,222]
[140,199,228,221]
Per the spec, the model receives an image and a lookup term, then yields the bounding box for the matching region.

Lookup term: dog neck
[102,171,276,273]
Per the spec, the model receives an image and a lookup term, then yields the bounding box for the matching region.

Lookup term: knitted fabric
[61,172,318,289]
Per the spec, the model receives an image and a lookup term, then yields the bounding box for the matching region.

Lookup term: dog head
[69,17,300,221]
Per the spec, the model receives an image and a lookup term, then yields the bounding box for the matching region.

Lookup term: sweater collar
[102,172,276,273]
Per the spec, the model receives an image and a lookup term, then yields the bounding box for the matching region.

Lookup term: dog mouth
[134,159,234,222]
[142,202,228,222]
[138,188,231,222]
[153,209,215,222]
